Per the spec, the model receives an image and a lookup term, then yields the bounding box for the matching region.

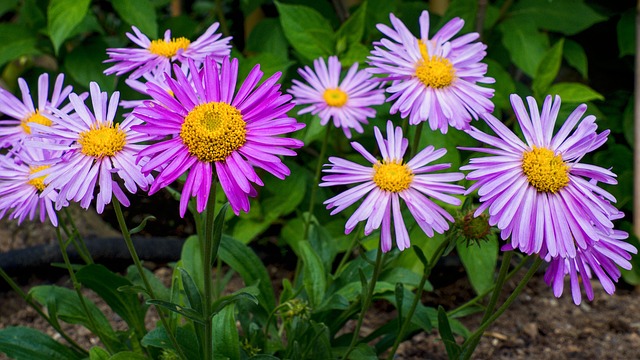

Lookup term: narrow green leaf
[210,203,229,266]
[125,265,171,302]
[142,325,200,360]
[412,246,429,271]
[129,215,156,235]
[499,17,549,77]
[548,82,604,103]
[111,0,157,37]
[89,347,110,360]
[532,38,564,99]
[64,37,114,92]
[563,39,588,79]
[456,236,498,294]
[212,286,259,314]
[108,352,147,360]
[47,0,90,53]
[0,0,17,17]
[181,235,204,295]
[147,299,205,323]
[299,240,326,307]
[437,306,461,359]
[336,2,367,47]
[0,327,83,360]
[275,1,336,61]
[509,0,606,35]
[178,267,203,314]
[212,304,240,360]
[617,10,635,57]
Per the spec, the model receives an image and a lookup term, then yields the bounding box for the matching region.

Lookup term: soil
[1,211,640,360]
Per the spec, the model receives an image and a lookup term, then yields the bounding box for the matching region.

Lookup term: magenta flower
[104,23,231,79]
[27,82,153,213]
[133,56,305,216]
[368,11,494,132]
[321,120,464,252]
[461,94,620,258]
[0,73,74,148]
[288,56,385,138]
[0,147,61,226]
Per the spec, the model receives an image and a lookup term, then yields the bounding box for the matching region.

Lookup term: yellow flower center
[372,161,414,193]
[21,110,52,134]
[415,40,455,89]
[148,37,191,58]
[180,102,247,162]
[323,88,348,107]
[78,123,127,158]
[521,146,570,193]
[28,165,50,192]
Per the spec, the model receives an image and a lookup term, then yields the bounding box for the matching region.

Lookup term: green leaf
[245,18,289,58]
[212,286,259,315]
[111,0,157,38]
[508,0,606,35]
[617,10,635,57]
[142,325,200,360]
[210,202,229,266]
[563,39,588,79]
[485,59,515,112]
[0,0,17,17]
[438,306,461,358]
[299,240,326,308]
[89,347,110,360]
[412,246,429,270]
[129,215,156,235]
[499,17,549,77]
[275,1,336,61]
[212,304,240,360]
[108,352,147,360]
[76,264,147,337]
[0,327,83,360]
[456,236,498,294]
[548,82,604,103]
[147,299,205,323]
[181,235,204,295]
[178,267,204,316]
[64,38,115,92]
[336,2,367,47]
[440,0,477,34]
[340,43,371,67]
[0,24,38,67]
[532,38,564,99]
[219,235,276,311]
[47,0,90,53]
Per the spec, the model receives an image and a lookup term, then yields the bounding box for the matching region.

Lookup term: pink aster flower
[104,23,232,79]
[321,120,465,252]
[461,94,620,259]
[368,11,495,132]
[0,146,61,226]
[133,56,305,216]
[27,82,153,213]
[288,56,385,138]
[0,73,74,148]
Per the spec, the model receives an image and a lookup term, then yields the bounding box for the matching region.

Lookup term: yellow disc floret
[180,102,247,163]
[323,88,348,107]
[28,165,50,192]
[21,110,52,134]
[521,146,570,193]
[415,40,455,89]
[78,123,127,158]
[372,160,414,193]
[148,37,191,58]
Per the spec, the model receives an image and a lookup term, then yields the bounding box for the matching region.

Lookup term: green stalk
[202,178,219,360]
[480,251,513,324]
[0,266,88,355]
[332,223,363,280]
[460,256,544,359]
[409,122,424,159]
[342,247,384,359]
[58,210,92,265]
[63,207,93,264]
[112,198,187,360]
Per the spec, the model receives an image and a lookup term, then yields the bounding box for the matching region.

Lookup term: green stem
[202,178,218,360]
[112,198,187,360]
[58,211,92,265]
[409,122,424,159]
[63,208,93,264]
[480,251,513,324]
[333,223,363,279]
[55,226,113,353]
[215,0,230,36]
[303,125,331,240]
[460,256,543,360]
[0,266,88,355]
[342,247,384,359]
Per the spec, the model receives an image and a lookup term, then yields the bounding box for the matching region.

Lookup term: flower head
[368,11,495,132]
[461,94,620,258]
[321,120,465,252]
[288,56,385,138]
[0,73,74,148]
[27,82,153,213]
[104,24,232,79]
[133,56,305,216]
[0,146,61,226]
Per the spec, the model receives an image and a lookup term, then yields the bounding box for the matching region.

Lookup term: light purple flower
[104,23,231,79]
[0,73,74,148]
[288,56,385,138]
[133,56,305,216]
[321,120,465,252]
[27,82,153,213]
[368,11,494,132]
[461,94,620,259]
[0,146,61,226]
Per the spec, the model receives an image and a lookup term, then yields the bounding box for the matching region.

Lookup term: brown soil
[1,213,639,360]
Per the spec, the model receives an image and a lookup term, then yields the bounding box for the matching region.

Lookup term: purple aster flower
[0,73,74,148]
[104,23,232,79]
[0,146,61,226]
[120,65,193,110]
[133,56,305,216]
[461,94,620,259]
[288,56,385,138]
[320,120,465,252]
[368,11,495,132]
[27,82,153,213]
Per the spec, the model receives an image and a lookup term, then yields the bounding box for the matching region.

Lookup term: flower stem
[460,256,544,359]
[202,178,218,360]
[343,247,384,359]
[480,251,513,324]
[333,223,363,280]
[0,266,88,355]
[59,208,93,265]
[409,122,424,159]
[112,198,187,360]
